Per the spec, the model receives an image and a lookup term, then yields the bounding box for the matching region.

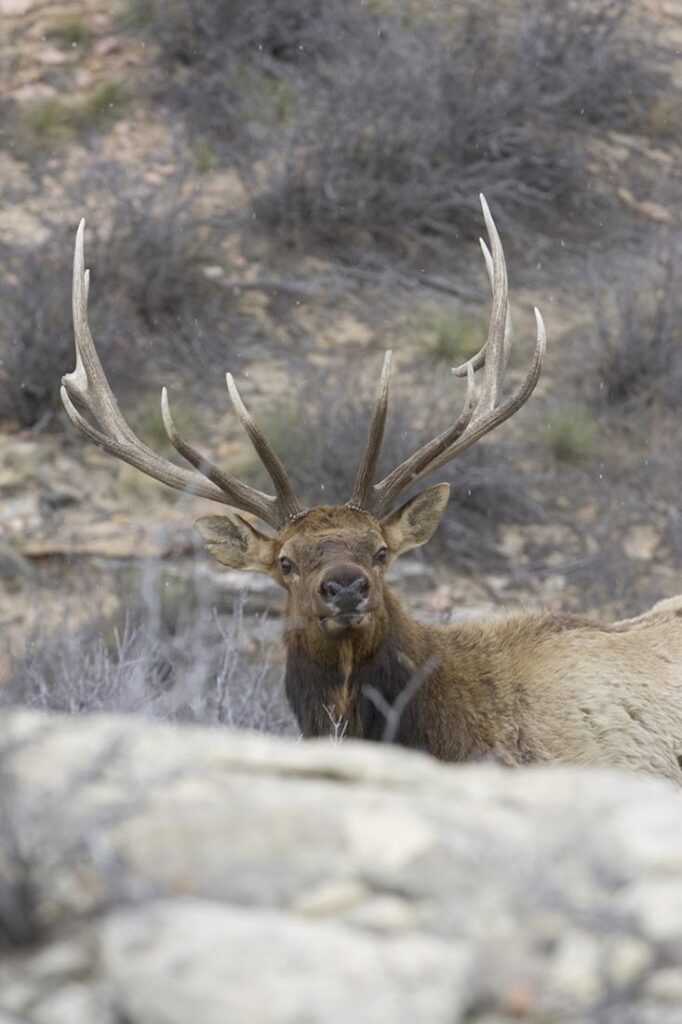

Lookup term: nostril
[321,574,370,610]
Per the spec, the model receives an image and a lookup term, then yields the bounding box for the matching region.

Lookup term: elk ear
[195,514,277,576]
[381,483,450,557]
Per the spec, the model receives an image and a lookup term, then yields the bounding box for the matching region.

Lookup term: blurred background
[0,0,680,728]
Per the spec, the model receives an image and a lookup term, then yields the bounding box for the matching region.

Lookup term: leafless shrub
[509,0,663,129]
[0,224,164,430]
[590,235,681,411]
[130,0,363,73]
[253,0,665,260]
[242,364,543,570]
[3,568,294,734]
[125,0,369,149]
[0,166,243,429]
[0,233,77,430]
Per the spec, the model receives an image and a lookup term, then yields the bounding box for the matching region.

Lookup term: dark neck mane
[284,590,426,747]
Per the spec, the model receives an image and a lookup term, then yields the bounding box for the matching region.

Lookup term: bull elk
[61,196,682,780]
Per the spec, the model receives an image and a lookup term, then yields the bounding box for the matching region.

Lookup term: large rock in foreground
[0,711,681,1024]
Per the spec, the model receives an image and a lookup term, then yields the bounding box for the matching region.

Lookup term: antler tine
[61,220,287,526]
[64,220,135,444]
[371,362,477,518]
[161,389,279,524]
[396,307,546,493]
[348,350,393,510]
[359,196,546,518]
[452,239,513,383]
[476,234,514,364]
[466,194,508,415]
[226,374,305,523]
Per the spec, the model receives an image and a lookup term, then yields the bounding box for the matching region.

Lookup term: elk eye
[373,546,388,566]
[279,556,296,577]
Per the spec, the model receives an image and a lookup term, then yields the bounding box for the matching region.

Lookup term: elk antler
[61,220,305,529]
[349,194,546,519]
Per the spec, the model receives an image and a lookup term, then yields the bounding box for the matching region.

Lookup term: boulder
[0,710,681,1023]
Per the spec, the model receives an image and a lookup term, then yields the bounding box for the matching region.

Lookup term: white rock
[101,899,472,1024]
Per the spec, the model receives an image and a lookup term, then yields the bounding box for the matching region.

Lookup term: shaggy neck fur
[284,588,432,747]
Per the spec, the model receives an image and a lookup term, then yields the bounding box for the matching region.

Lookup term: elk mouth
[319,608,372,633]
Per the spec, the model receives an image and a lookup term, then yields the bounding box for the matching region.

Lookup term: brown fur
[197,497,682,782]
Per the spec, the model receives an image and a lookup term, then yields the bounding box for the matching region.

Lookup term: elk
[61,196,682,781]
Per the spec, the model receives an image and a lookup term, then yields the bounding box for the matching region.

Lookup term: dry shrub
[590,235,681,411]
[252,0,665,259]
[3,566,294,733]
[0,165,244,429]
[125,0,367,149]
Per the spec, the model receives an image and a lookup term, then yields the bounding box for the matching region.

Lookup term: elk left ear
[195,514,278,576]
[381,483,450,556]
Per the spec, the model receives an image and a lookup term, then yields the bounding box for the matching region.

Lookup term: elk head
[61,195,546,665]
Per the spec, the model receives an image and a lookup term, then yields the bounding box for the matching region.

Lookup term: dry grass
[3,564,294,733]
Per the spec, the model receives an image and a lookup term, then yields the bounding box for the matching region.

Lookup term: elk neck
[282,583,525,759]
[283,586,435,747]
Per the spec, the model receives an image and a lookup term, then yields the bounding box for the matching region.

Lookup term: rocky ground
[1,710,682,1024]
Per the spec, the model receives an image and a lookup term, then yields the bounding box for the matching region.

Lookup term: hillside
[0,0,680,702]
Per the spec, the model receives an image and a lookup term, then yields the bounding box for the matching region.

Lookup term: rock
[102,900,471,1024]
[35,46,69,66]
[30,983,109,1024]
[20,520,196,560]
[92,37,123,57]
[1,711,682,1022]
[644,968,682,1003]
[616,186,672,224]
[0,0,34,13]
[0,543,34,581]
[621,879,682,943]
[8,82,58,103]
[623,523,660,562]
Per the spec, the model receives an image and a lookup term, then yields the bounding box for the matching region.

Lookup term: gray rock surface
[103,900,472,1024]
[0,710,681,1023]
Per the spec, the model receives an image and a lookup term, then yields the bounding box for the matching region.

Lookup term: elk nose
[320,566,370,612]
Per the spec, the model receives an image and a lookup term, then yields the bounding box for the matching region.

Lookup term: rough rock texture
[1,710,681,1023]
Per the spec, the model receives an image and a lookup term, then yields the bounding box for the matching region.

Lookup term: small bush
[421,309,485,365]
[47,14,92,49]
[0,233,86,429]
[17,98,75,152]
[5,84,125,162]
[0,166,237,428]
[0,226,150,429]
[77,81,127,130]
[3,567,294,733]
[545,408,597,463]
[239,363,543,570]
[123,0,368,151]
[590,239,681,411]
[95,181,211,330]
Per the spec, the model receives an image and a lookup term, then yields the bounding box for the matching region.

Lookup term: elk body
[61,197,682,781]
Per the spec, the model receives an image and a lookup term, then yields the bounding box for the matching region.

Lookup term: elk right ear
[195,515,278,576]
[381,483,450,557]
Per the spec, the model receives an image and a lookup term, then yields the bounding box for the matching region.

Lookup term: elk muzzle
[319,564,371,624]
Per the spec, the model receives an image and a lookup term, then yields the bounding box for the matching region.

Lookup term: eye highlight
[279,556,297,577]
[373,546,388,566]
